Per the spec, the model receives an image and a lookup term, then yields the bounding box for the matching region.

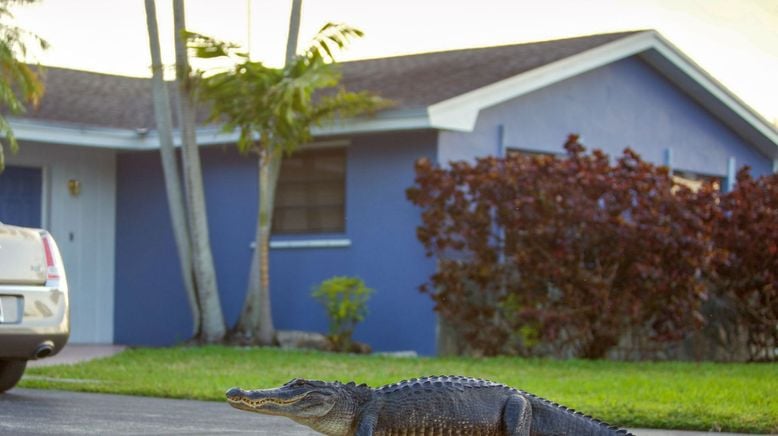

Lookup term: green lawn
[20,346,777,434]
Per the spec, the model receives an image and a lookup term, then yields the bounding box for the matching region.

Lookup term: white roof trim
[8,117,157,149]
[8,108,431,150]
[426,30,778,157]
[645,33,778,157]
[427,32,657,131]
[313,108,431,136]
[8,117,355,150]
[7,116,247,148]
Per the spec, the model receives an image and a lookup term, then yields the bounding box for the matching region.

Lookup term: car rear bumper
[0,285,69,360]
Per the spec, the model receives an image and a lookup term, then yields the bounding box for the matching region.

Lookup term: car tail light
[41,233,61,282]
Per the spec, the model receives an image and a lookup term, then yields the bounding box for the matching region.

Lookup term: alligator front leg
[355,409,378,436]
[503,394,532,436]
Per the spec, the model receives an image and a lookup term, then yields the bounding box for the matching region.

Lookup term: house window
[506,148,559,158]
[672,170,722,192]
[273,147,346,234]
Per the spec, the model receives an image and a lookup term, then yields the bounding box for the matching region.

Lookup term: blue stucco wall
[114,150,194,345]
[114,146,258,346]
[115,131,438,354]
[439,56,773,177]
[0,165,42,228]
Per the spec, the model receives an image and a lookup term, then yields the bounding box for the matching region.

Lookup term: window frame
[672,169,724,192]
[271,146,348,236]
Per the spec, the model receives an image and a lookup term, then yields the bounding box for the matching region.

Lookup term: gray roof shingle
[30,67,158,129]
[338,31,640,109]
[21,31,642,130]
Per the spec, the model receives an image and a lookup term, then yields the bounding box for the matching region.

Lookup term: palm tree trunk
[143,0,200,336]
[173,0,225,343]
[256,151,282,344]
[285,0,303,64]
[236,150,280,345]
[235,0,303,345]
[235,222,260,340]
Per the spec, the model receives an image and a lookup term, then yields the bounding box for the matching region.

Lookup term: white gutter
[8,117,158,150]
[313,108,431,136]
[8,108,432,150]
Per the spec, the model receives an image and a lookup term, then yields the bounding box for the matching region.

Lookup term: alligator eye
[294,379,306,387]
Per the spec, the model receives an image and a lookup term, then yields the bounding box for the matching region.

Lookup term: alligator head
[226,378,370,436]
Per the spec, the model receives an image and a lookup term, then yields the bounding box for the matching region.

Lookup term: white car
[0,223,69,392]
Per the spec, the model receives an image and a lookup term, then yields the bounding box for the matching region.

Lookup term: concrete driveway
[27,344,127,367]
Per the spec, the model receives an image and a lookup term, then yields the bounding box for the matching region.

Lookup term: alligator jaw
[225,381,341,420]
[226,387,309,415]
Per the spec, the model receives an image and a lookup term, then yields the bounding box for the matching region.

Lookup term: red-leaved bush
[407,136,716,358]
[712,168,778,361]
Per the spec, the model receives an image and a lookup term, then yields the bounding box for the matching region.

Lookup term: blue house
[2,30,776,355]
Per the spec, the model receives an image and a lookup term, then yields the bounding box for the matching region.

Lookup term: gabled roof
[8,30,778,158]
[337,31,640,110]
[18,31,637,130]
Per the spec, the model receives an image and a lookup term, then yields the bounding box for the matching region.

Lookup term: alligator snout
[225,387,243,401]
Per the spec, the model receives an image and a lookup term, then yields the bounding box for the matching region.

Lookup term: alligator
[226,375,633,435]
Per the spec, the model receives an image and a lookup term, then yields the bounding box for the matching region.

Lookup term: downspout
[726,157,736,192]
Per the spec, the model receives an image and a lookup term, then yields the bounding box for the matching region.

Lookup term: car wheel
[0,360,27,393]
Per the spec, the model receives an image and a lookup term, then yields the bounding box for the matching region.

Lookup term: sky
[8,0,778,124]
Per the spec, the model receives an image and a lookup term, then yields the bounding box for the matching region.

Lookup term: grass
[20,346,778,434]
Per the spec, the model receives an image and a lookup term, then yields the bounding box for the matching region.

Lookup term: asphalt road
[0,388,758,436]
[0,388,318,435]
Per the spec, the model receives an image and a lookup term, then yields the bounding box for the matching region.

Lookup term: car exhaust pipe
[33,341,54,359]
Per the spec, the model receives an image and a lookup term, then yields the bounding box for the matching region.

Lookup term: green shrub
[312,276,374,352]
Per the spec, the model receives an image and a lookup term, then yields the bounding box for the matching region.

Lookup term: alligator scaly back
[373,376,632,436]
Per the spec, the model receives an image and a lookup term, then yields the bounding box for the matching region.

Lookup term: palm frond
[304,22,364,62]
[186,31,246,60]
[192,23,391,160]
[0,0,47,171]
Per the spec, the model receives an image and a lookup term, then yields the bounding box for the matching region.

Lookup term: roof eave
[312,108,432,137]
[640,32,778,159]
[9,108,433,150]
[8,117,159,150]
[427,31,659,131]
[426,30,778,159]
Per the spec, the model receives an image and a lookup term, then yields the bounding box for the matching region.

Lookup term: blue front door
[0,166,42,228]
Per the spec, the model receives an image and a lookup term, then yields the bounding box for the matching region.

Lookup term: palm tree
[143,0,199,336]
[0,0,47,172]
[172,0,226,343]
[190,23,388,345]
[236,0,304,345]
